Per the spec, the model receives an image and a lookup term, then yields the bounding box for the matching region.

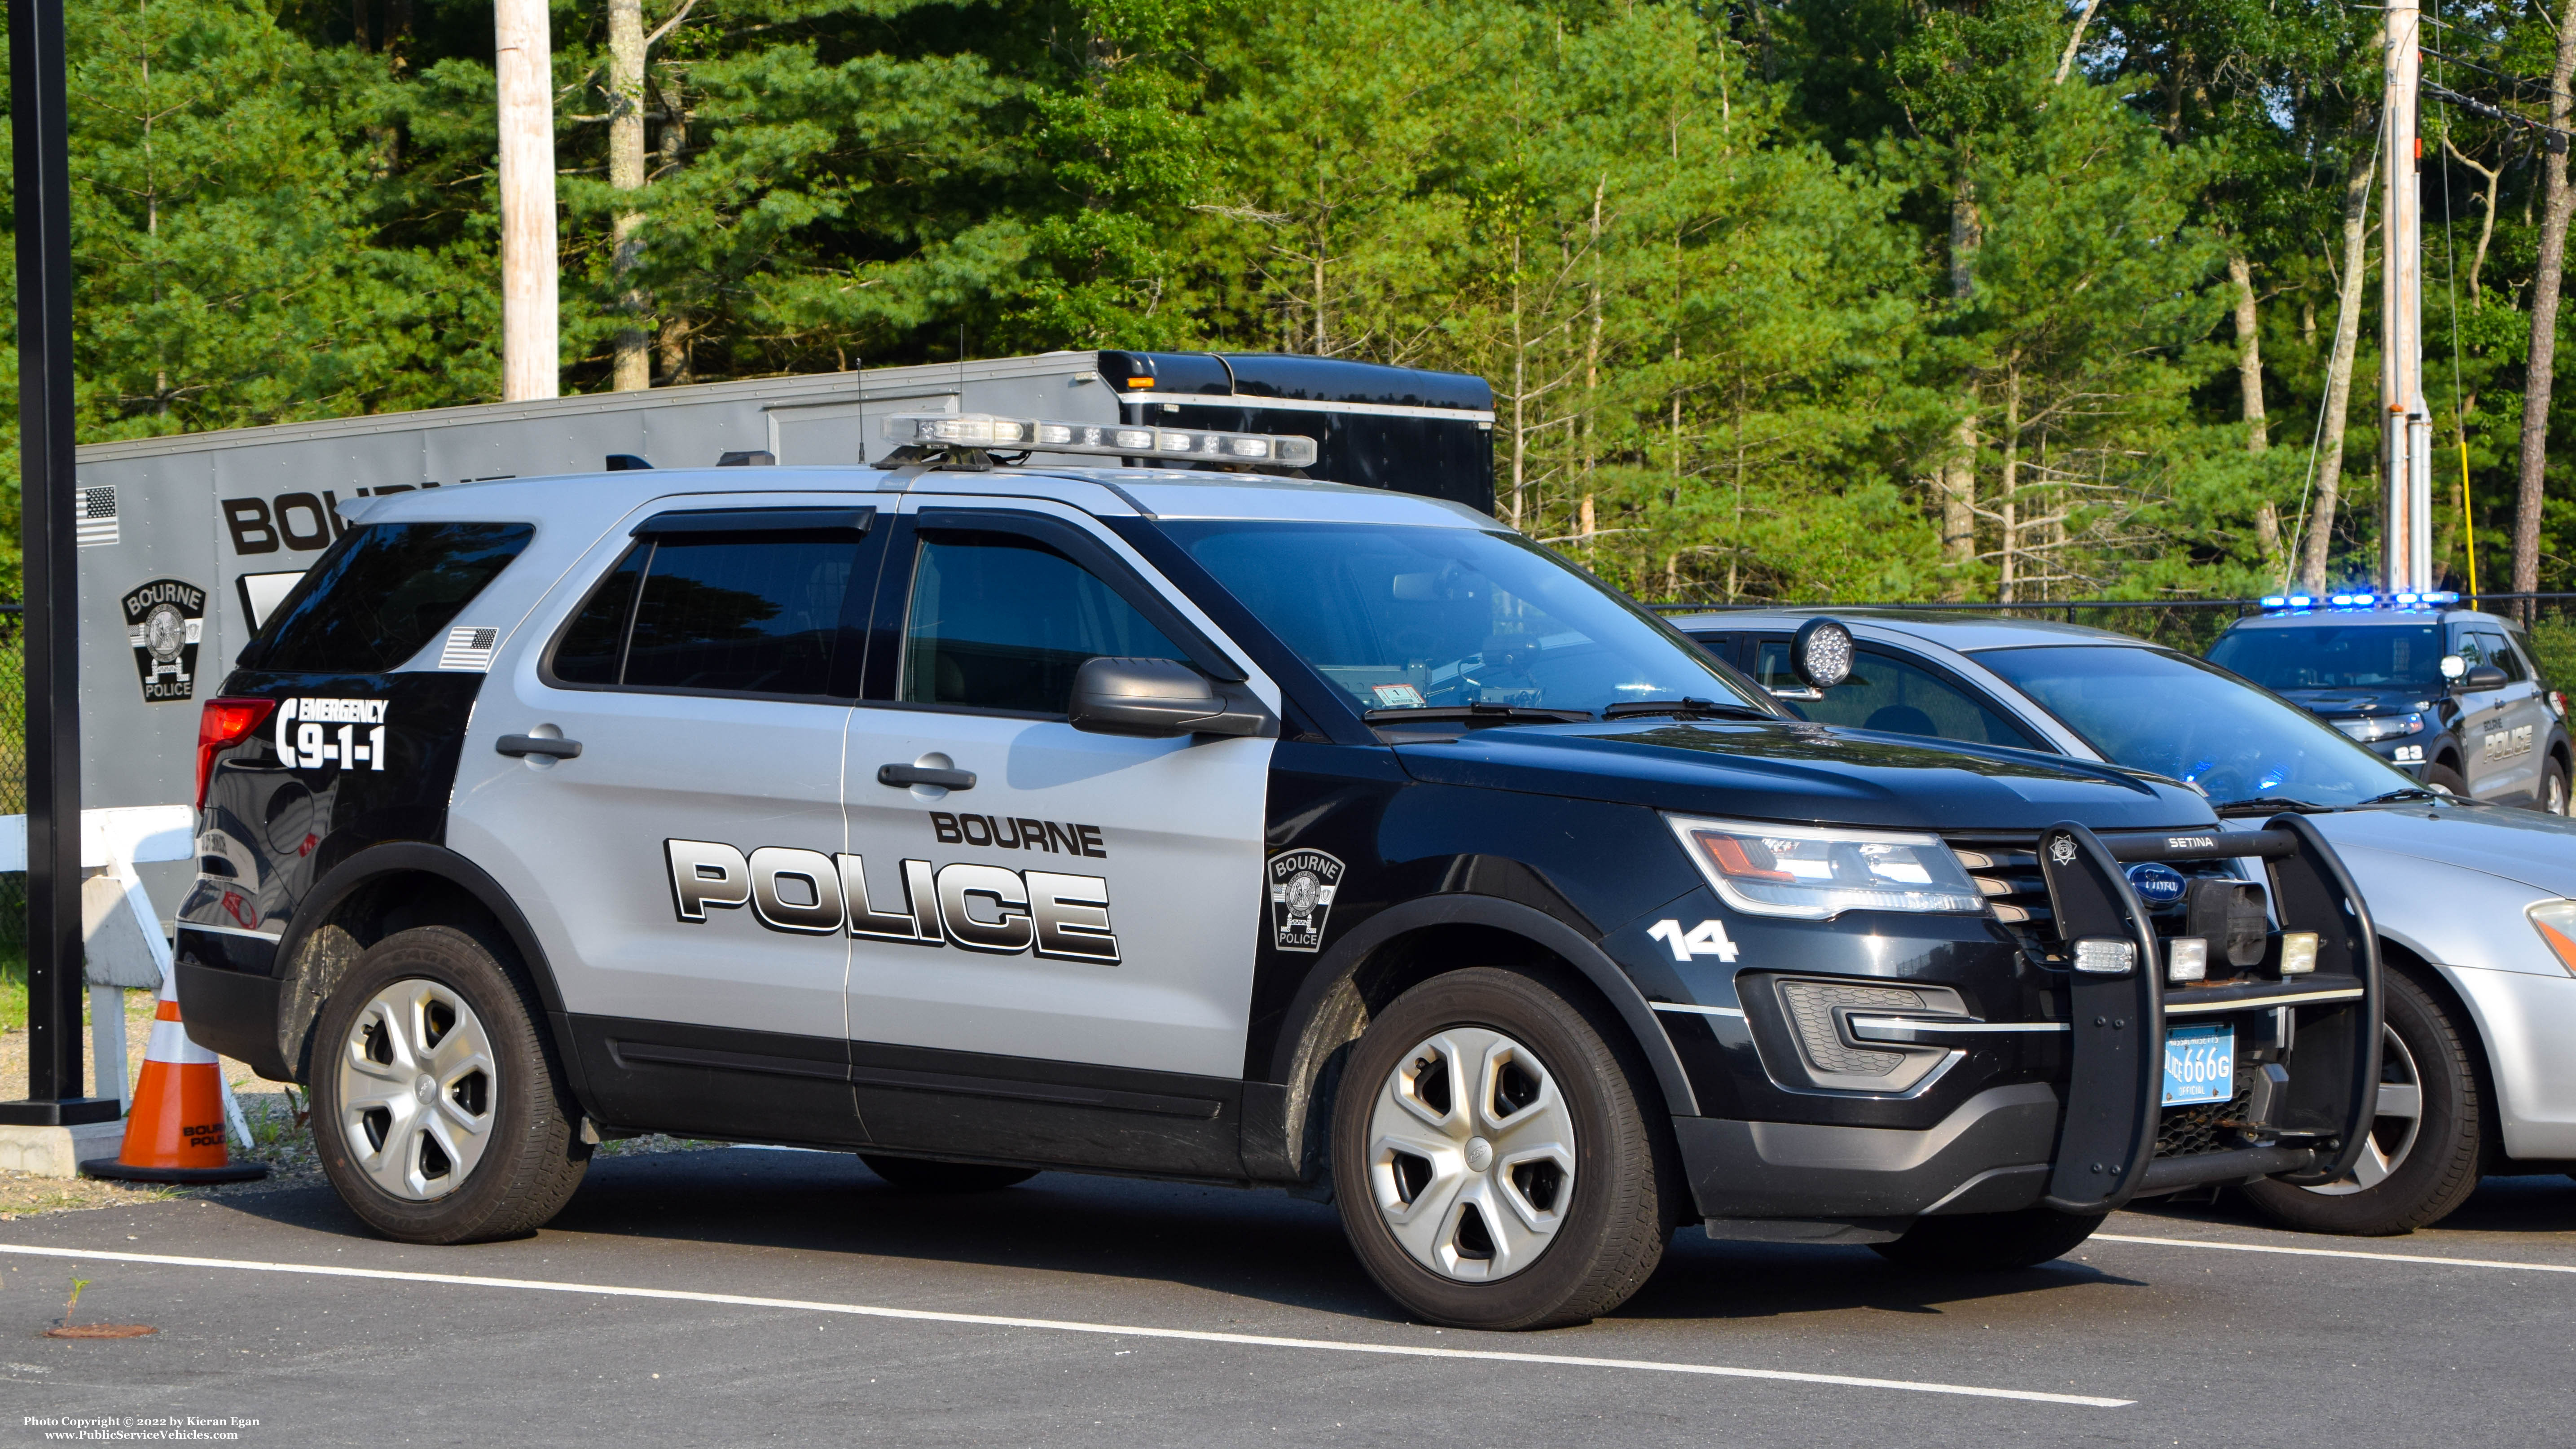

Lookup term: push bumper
[1678,816,2382,1231]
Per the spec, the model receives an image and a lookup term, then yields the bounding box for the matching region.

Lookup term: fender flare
[275,842,585,1096]
[1264,892,1698,1118]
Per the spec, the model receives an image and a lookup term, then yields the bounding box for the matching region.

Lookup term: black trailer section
[68,351,1494,905]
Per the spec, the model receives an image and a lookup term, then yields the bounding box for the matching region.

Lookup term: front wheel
[310,926,589,1243]
[1331,967,1669,1331]
[1871,1207,2106,1271]
[2424,761,2470,796]
[2240,970,2484,1235]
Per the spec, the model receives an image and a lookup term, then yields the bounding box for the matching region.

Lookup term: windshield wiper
[2361,786,2483,807]
[1600,696,1774,722]
[2209,795,2333,817]
[1363,703,1595,729]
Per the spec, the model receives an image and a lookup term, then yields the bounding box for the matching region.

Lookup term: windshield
[1974,645,2418,807]
[2205,622,2445,692]
[1164,521,1767,718]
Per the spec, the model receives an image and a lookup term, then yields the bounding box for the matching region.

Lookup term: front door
[450,498,878,1139]
[836,498,1274,1168]
[2453,625,2542,801]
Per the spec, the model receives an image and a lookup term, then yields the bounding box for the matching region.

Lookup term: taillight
[2552,691,2567,721]
[197,697,276,808]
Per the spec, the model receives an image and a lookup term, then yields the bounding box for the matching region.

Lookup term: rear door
[448,498,879,1141]
[834,496,1277,1169]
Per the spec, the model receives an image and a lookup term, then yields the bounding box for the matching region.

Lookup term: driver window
[901,531,1184,714]
[1752,640,2042,749]
[2472,631,2527,682]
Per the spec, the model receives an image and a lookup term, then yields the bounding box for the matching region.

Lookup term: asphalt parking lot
[3,1149,2572,1446]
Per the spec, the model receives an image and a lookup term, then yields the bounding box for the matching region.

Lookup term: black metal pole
[1,0,115,1127]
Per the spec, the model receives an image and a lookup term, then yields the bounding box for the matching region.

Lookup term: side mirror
[1791,617,1855,690]
[2458,664,2511,691]
[1069,657,1275,739]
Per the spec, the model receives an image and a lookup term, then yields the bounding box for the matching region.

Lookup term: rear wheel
[2543,758,2569,815]
[2240,970,2483,1235]
[1871,1207,2106,1272]
[310,926,589,1243]
[859,1155,1037,1192]
[1331,967,1668,1331]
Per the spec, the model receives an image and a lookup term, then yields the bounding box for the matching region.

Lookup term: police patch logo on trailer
[120,578,206,704]
[2125,861,2189,906]
[1268,849,1345,953]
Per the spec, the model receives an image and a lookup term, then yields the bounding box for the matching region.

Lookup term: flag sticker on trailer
[120,579,205,704]
[439,626,498,672]
[76,485,118,547]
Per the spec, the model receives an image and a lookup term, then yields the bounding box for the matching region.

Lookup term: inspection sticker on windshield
[1370,683,1425,709]
[2162,1023,2234,1107]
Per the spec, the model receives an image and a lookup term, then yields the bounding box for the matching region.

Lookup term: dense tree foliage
[6,0,2576,605]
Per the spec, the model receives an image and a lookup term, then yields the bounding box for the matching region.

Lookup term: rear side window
[244,523,534,673]
[550,533,861,697]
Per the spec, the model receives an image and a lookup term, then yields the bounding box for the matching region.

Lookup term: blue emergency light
[2257,589,2458,613]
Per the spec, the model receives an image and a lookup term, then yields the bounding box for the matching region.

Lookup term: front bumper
[1677,816,2383,1229]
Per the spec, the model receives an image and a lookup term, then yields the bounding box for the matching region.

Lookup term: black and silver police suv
[175,416,2384,1329]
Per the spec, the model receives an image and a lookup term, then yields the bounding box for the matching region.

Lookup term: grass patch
[0,947,25,1034]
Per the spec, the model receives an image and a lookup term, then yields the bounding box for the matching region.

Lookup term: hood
[2273,685,2442,718]
[1391,720,2216,834]
[2295,801,2576,898]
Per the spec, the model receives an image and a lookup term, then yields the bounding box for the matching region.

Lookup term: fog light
[2073,938,2136,976]
[2167,936,2208,983]
[2279,931,2319,975]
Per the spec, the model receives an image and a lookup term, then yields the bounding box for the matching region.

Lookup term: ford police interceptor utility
[172,417,2384,1329]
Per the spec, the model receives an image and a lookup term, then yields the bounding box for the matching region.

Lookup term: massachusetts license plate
[2163,1023,2235,1106]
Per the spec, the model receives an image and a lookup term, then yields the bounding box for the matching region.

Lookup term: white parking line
[2094,1233,2576,1274]
[0,1243,2128,1408]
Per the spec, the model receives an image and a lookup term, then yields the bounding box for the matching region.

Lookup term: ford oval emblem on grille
[2126,861,2188,906]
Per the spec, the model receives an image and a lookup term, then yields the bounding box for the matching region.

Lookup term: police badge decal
[122,578,207,704]
[1267,849,1345,952]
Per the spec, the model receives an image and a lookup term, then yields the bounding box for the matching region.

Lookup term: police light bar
[882,413,1319,468]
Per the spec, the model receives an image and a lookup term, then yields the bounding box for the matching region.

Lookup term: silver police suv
[173,422,2382,1329]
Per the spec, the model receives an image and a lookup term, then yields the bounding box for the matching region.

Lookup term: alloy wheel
[2309,1024,2422,1196]
[1366,1027,1577,1282]
[338,978,500,1201]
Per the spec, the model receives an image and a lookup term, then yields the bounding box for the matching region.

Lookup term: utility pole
[0,0,117,1133]
[2383,0,2434,593]
[495,0,558,401]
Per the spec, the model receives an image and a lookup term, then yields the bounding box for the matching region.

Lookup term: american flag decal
[438,625,499,672]
[75,485,118,548]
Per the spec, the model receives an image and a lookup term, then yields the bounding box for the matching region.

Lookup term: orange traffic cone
[83,970,267,1184]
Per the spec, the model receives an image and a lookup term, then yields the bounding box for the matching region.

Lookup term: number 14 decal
[1648,918,1740,963]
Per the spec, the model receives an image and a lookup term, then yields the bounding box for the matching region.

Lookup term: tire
[2424,760,2469,795]
[1870,1207,2106,1272]
[310,925,589,1243]
[2239,970,2484,1235]
[1330,967,1668,1330]
[859,1155,1037,1192]
[2542,758,2569,816]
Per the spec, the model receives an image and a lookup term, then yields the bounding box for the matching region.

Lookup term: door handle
[497,734,583,760]
[878,763,974,790]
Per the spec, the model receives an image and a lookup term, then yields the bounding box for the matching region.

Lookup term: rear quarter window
[241,522,535,674]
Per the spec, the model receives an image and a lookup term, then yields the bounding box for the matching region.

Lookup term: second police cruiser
[174,414,2383,1329]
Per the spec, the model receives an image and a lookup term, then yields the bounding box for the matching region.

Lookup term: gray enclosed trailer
[70,349,1494,907]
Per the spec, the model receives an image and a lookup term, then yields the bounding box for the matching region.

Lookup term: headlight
[2333,713,2425,743]
[1667,816,1986,920]
[2529,900,2576,976]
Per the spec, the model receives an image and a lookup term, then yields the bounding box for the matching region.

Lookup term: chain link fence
[0,606,23,953]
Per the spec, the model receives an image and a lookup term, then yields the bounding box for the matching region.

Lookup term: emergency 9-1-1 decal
[1268,849,1344,952]
[275,697,391,772]
[664,839,1120,963]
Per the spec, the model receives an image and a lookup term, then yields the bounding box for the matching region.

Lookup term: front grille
[1949,833,2254,976]
[1776,979,1925,1076]
[2155,1084,2257,1158]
